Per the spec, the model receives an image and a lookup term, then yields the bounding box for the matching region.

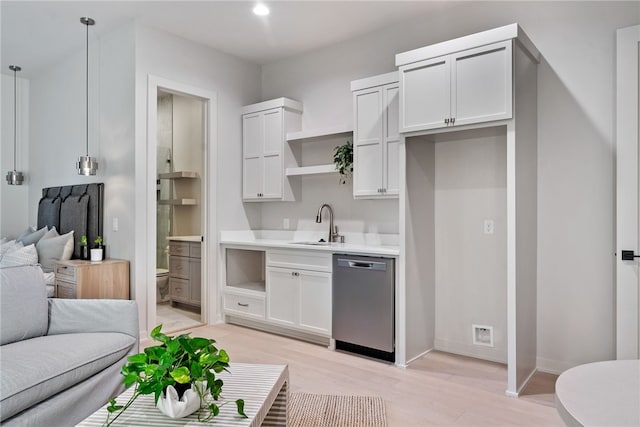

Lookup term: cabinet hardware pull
[451,117,455,124]
[237,302,249,307]
[444,118,449,124]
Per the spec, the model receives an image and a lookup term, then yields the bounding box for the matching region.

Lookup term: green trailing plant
[104,325,246,426]
[333,140,353,185]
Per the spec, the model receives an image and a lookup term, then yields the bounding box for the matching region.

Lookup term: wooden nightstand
[54,259,130,299]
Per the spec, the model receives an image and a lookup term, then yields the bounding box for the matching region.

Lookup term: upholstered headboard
[37,183,104,259]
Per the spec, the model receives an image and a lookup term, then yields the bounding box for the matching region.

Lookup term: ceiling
[1,1,455,78]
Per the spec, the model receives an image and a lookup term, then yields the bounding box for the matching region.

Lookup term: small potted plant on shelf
[80,235,89,260]
[104,325,246,425]
[91,235,104,261]
[333,139,353,185]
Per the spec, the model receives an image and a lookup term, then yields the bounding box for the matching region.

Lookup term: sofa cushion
[0,265,48,346]
[0,332,136,421]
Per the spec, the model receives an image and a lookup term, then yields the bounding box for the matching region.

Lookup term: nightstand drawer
[170,278,190,302]
[54,263,77,282]
[56,280,77,298]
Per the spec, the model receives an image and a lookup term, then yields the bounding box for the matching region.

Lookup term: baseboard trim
[536,357,575,375]
[434,338,507,364]
[505,367,537,398]
[403,348,433,367]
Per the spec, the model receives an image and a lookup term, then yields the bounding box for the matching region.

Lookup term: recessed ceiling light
[253,3,270,16]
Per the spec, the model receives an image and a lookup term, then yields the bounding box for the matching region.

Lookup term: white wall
[1,73,29,237]
[433,129,507,363]
[261,1,640,372]
[27,22,135,262]
[134,25,262,334]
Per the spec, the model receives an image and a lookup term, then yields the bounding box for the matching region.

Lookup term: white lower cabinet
[266,249,332,337]
[266,267,331,336]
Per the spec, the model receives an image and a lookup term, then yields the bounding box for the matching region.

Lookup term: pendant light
[6,65,24,185]
[77,17,98,176]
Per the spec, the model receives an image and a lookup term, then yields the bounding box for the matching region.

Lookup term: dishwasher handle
[337,258,387,271]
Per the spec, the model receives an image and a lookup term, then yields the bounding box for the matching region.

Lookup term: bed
[0,183,104,297]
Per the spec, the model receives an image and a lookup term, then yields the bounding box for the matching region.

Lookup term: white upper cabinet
[395,24,540,135]
[241,98,302,202]
[351,72,400,199]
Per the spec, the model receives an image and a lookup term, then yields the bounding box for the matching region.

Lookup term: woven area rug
[289,392,387,427]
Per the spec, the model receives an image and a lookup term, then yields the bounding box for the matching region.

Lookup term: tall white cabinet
[396,23,540,397]
[351,72,400,198]
[241,98,302,201]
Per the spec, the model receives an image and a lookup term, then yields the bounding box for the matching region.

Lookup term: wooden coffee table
[78,363,288,426]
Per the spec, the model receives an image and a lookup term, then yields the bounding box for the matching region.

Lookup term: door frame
[616,25,640,359]
[146,75,218,335]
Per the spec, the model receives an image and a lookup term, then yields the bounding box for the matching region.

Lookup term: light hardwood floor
[153,323,563,426]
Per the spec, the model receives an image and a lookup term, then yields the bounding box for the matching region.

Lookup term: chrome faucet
[316,203,340,243]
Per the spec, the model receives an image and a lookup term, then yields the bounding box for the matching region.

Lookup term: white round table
[555,360,640,426]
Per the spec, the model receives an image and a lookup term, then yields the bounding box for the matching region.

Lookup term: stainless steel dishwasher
[332,254,395,362]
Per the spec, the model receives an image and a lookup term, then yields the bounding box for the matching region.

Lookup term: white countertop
[220,230,399,257]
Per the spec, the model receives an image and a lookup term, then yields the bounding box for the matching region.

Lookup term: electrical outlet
[283,218,290,230]
[483,219,494,235]
[472,325,494,347]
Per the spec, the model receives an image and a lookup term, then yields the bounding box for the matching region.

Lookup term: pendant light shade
[77,17,98,176]
[6,65,25,185]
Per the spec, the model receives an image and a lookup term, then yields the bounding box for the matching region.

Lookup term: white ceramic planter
[90,248,103,262]
[156,382,206,418]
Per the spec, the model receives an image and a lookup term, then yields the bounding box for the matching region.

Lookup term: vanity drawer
[223,292,265,319]
[169,241,190,257]
[169,256,189,279]
[54,263,77,282]
[169,278,190,302]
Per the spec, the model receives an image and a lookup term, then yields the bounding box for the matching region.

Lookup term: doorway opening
[146,75,218,337]
[156,90,204,332]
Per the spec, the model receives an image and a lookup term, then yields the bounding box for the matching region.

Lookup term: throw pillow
[36,230,74,273]
[40,226,60,241]
[0,244,38,268]
[16,226,36,241]
[16,226,48,246]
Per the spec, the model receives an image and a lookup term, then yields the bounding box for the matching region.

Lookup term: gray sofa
[0,264,138,426]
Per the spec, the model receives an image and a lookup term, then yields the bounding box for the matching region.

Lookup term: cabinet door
[262,154,282,199]
[452,41,512,127]
[243,113,264,200]
[190,257,201,305]
[383,83,400,195]
[353,87,383,197]
[266,268,297,327]
[298,271,331,336]
[400,55,451,133]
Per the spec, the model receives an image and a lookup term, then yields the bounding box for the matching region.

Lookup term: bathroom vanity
[167,236,201,309]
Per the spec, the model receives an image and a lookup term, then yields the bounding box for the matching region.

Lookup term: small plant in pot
[91,235,104,261]
[80,235,89,260]
[333,139,353,185]
[104,325,246,425]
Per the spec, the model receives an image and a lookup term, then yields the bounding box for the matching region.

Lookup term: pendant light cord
[85,19,89,156]
[13,67,17,171]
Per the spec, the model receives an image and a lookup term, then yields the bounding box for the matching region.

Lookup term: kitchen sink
[288,241,330,246]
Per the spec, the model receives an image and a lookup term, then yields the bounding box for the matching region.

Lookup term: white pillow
[40,227,59,240]
[0,240,24,257]
[36,230,74,273]
[16,226,48,246]
[0,244,38,268]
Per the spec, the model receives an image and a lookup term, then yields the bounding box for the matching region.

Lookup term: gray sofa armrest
[47,299,138,343]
